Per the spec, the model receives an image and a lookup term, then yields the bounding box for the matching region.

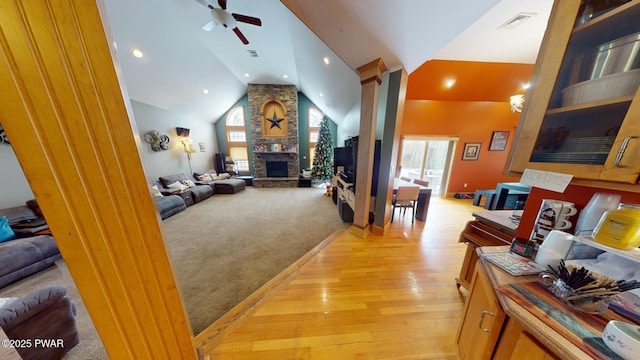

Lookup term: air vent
[248,50,258,57]
[498,13,537,29]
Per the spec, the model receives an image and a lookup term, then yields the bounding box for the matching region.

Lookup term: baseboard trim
[349,224,370,238]
[194,229,346,353]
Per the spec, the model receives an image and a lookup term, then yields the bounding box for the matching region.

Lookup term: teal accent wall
[297,92,338,170]
[214,95,251,171]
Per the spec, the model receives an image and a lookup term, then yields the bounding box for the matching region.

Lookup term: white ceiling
[102,0,553,126]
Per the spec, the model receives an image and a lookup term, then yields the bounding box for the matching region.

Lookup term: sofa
[0,285,79,359]
[158,174,214,203]
[0,204,62,289]
[151,182,187,219]
[193,170,246,194]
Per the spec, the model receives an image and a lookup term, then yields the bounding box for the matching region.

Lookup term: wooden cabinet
[494,319,558,360]
[456,219,512,290]
[508,0,640,184]
[456,265,506,360]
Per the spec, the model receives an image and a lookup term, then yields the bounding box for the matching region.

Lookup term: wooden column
[372,68,408,235]
[350,58,387,238]
[0,1,196,359]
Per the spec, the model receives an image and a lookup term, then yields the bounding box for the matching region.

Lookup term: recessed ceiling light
[323,57,330,65]
[283,74,289,79]
[445,78,456,88]
[244,73,250,77]
[132,49,143,58]
[203,89,209,94]
[522,83,531,90]
[320,92,324,97]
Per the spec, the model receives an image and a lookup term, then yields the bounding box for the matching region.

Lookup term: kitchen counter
[477,245,630,359]
[472,210,519,234]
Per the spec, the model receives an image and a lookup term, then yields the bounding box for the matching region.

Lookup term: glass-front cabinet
[508,0,640,184]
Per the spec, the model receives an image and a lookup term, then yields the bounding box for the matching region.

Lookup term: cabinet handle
[615,136,638,167]
[478,310,495,332]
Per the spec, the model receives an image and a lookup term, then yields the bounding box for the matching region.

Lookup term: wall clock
[261,100,287,137]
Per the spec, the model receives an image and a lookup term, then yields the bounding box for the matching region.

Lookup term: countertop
[478,246,620,360]
[472,210,519,233]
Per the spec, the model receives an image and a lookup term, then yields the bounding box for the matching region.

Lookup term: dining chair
[400,176,413,182]
[391,186,421,224]
[413,179,429,187]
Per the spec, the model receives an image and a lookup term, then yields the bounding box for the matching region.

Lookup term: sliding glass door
[399,137,457,197]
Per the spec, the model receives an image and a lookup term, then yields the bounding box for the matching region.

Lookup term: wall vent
[248,50,258,57]
[498,13,537,29]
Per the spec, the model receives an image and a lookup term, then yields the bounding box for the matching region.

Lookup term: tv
[341,136,381,195]
[333,147,351,174]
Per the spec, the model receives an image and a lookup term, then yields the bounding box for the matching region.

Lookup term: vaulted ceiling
[102,0,553,126]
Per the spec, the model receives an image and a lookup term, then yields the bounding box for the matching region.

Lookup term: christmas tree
[311,115,334,180]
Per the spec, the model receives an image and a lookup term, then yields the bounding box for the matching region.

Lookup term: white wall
[131,101,218,182]
[0,101,218,209]
[0,144,34,208]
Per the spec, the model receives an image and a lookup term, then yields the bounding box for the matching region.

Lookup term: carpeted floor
[0,184,348,358]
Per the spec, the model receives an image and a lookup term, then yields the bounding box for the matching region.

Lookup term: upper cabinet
[507,0,640,184]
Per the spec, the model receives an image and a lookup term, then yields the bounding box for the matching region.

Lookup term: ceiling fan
[195,0,262,45]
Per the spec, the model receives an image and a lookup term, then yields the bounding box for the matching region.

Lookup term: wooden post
[350,58,387,238]
[0,1,196,358]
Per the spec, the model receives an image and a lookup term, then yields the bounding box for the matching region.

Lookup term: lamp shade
[176,127,190,137]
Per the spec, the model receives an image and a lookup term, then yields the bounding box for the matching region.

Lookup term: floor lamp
[181,137,196,174]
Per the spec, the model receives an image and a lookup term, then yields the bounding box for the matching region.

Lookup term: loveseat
[0,285,79,359]
[193,170,246,194]
[0,204,61,289]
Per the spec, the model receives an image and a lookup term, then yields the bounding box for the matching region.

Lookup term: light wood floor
[196,197,478,359]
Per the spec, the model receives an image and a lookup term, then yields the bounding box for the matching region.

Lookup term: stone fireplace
[248,84,300,187]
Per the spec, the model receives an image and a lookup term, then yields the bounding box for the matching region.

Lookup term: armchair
[0,285,79,360]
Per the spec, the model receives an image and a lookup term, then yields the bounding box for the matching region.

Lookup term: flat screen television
[334,147,352,175]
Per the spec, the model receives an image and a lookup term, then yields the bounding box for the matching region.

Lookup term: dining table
[394,178,432,221]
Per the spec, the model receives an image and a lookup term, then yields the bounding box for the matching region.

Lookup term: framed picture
[462,142,481,160]
[489,131,510,151]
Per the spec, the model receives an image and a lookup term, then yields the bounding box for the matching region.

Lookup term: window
[308,108,323,167]
[225,107,249,174]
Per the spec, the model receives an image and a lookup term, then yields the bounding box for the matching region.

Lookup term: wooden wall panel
[0,1,195,358]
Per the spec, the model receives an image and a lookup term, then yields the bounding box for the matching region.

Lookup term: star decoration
[267,110,284,129]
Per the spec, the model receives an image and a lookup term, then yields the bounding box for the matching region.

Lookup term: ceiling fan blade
[202,19,218,31]
[232,27,249,45]
[232,13,262,26]
[194,0,214,9]
[218,0,227,10]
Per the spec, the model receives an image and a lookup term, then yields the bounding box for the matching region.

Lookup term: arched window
[308,108,323,167]
[225,107,249,173]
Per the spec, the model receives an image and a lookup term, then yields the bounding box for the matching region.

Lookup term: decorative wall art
[260,99,287,137]
[462,142,481,161]
[489,131,510,151]
[144,130,170,151]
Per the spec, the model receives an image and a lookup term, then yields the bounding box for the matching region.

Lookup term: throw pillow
[0,297,18,308]
[181,179,196,188]
[197,173,213,182]
[152,185,164,197]
[167,181,188,192]
[217,173,231,180]
[0,216,17,243]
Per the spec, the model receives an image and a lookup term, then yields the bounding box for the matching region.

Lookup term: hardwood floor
[196,197,478,359]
